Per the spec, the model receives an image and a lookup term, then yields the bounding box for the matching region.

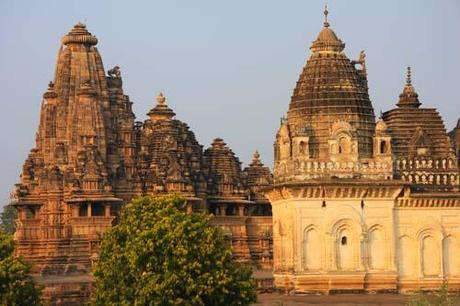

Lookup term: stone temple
[267,9,460,294]
[11,9,460,305]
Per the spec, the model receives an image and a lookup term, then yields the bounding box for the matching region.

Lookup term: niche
[380,140,388,154]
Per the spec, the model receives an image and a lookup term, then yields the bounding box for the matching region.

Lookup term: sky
[0,0,459,207]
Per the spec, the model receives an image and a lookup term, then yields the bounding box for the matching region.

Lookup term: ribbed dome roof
[62,22,98,46]
[287,19,375,158]
[310,26,345,53]
[317,27,339,42]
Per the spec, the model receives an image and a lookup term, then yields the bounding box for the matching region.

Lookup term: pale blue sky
[1,0,459,206]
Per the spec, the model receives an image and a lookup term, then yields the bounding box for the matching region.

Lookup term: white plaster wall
[274,198,396,274]
[395,208,460,279]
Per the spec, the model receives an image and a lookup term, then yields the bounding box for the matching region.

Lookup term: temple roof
[243,151,273,197]
[449,118,460,159]
[383,68,453,158]
[397,67,421,108]
[61,22,98,46]
[287,7,375,159]
[310,8,345,53]
[204,138,245,197]
[147,92,176,121]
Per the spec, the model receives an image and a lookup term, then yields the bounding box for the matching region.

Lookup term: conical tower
[287,8,375,159]
[274,8,387,182]
[13,23,136,275]
[383,67,458,190]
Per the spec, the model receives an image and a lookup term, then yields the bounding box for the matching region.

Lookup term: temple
[267,7,460,294]
[12,8,460,305]
[12,23,272,304]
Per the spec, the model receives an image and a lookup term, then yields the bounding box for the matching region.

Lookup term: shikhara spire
[397,66,421,108]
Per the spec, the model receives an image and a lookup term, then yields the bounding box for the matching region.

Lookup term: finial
[156,92,166,105]
[253,150,260,161]
[406,66,412,86]
[75,21,86,28]
[323,4,330,27]
[48,81,54,89]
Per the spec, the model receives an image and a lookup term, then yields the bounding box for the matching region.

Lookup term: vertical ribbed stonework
[138,93,207,205]
[287,20,375,159]
[383,68,459,190]
[273,15,391,183]
[13,23,134,277]
[449,119,460,167]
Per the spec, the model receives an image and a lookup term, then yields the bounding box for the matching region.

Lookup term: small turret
[61,22,98,46]
[147,92,176,121]
[397,67,421,108]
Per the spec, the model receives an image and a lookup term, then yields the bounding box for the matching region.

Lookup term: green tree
[0,229,43,305]
[91,195,256,306]
[0,204,18,234]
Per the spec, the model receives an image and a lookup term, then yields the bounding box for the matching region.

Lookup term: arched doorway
[370,228,385,270]
[304,228,321,270]
[421,235,441,277]
[337,228,355,270]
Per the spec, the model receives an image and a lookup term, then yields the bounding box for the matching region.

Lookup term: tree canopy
[0,204,17,234]
[91,195,256,306]
[0,229,43,305]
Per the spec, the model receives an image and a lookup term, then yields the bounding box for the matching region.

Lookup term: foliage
[0,229,43,306]
[91,195,257,306]
[0,204,17,234]
[407,281,459,306]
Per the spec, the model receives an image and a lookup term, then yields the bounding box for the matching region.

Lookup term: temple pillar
[87,203,92,217]
[238,204,245,217]
[219,204,227,216]
[104,204,110,217]
[72,205,79,217]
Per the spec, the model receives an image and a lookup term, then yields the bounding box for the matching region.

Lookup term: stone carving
[107,65,121,78]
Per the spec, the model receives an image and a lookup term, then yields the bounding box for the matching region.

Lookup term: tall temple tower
[267,8,460,293]
[13,23,136,276]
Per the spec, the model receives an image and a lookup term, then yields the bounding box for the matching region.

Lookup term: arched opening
[421,235,441,277]
[304,228,321,270]
[380,140,388,154]
[338,137,350,154]
[299,141,308,155]
[370,228,385,270]
[337,228,355,270]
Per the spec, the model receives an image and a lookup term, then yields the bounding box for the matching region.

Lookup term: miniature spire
[323,4,330,27]
[156,92,166,105]
[397,66,421,108]
[43,81,57,100]
[253,150,260,161]
[310,3,345,53]
[62,22,98,46]
[147,92,175,121]
[249,150,263,167]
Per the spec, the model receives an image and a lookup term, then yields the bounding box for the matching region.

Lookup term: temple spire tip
[323,4,330,27]
[406,66,412,86]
